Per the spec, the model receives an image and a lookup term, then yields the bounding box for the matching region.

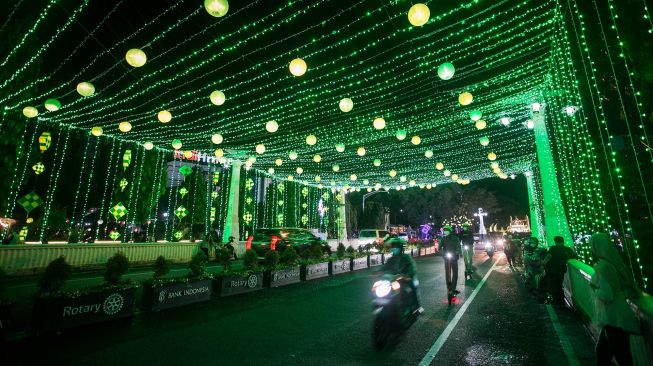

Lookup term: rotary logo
[158,290,167,303]
[246,274,258,288]
[103,293,124,315]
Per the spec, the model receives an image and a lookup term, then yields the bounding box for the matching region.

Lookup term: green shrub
[104,252,129,285]
[310,244,325,260]
[37,256,72,294]
[243,249,259,270]
[280,246,299,265]
[336,243,346,258]
[153,256,169,279]
[216,247,232,272]
[345,245,355,258]
[188,252,208,278]
[265,250,280,267]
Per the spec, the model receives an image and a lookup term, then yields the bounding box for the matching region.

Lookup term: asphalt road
[5,252,596,365]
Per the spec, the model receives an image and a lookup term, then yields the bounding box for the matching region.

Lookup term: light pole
[474,208,488,240]
[362,190,388,211]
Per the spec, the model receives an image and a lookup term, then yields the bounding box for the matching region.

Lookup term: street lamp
[362,190,388,211]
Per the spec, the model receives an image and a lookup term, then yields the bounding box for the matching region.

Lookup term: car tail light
[246,236,253,250]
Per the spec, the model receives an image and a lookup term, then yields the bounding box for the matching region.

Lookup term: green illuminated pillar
[222,160,241,242]
[338,190,348,244]
[525,172,541,240]
[532,107,573,247]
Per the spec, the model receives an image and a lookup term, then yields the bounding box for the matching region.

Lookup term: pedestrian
[504,234,516,267]
[590,233,640,366]
[543,236,576,306]
[524,237,547,301]
[514,236,524,266]
[440,226,461,297]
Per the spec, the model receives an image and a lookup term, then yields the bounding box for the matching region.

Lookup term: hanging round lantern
[500,117,511,126]
[490,162,499,169]
[268,168,275,174]
[363,179,369,185]
[255,144,266,154]
[357,147,366,156]
[443,169,451,177]
[408,3,430,26]
[210,90,226,106]
[389,169,397,177]
[172,139,182,150]
[332,164,340,172]
[411,135,421,145]
[125,48,146,67]
[289,58,307,76]
[274,158,282,166]
[426,184,432,189]
[373,159,381,167]
[76,82,95,97]
[296,167,303,174]
[475,120,487,130]
[214,148,224,157]
[451,174,459,181]
[184,150,194,159]
[265,120,278,133]
[437,62,455,80]
[287,175,294,181]
[144,141,154,150]
[335,143,345,152]
[470,109,482,121]
[204,0,229,17]
[22,106,38,118]
[350,174,357,181]
[118,121,132,132]
[458,92,473,106]
[289,151,298,160]
[339,98,353,112]
[435,162,444,170]
[306,134,317,145]
[487,152,497,161]
[211,133,223,144]
[409,180,416,187]
[313,154,321,163]
[373,117,386,130]
[44,99,61,111]
[400,176,407,182]
[91,126,103,137]
[424,150,433,158]
[479,136,490,146]
[395,129,407,140]
[158,110,172,123]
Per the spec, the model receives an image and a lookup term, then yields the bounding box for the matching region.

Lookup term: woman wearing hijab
[589,233,640,366]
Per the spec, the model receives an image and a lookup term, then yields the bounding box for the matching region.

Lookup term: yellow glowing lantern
[256,144,266,154]
[289,151,298,160]
[125,48,146,67]
[91,126,103,137]
[409,180,416,187]
[357,147,366,156]
[332,164,340,172]
[265,120,278,133]
[211,133,223,144]
[350,174,357,181]
[373,117,386,130]
[335,143,345,152]
[296,167,303,174]
[306,134,317,145]
[408,3,430,26]
[275,158,283,166]
[289,58,307,77]
[389,169,397,177]
[172,139,182,150]
[215,148,224,157]
[144,141,154,150]
[444,170,451,177]
[76,82,95,97]
[210,90,226,106]
[411,136,421,145]
[458,92,473,106]
[287,175,294,181]
[451,174,459,181]
[204,0,229,17]
[490,162,499,169]
[425,150,433,158]
[268,168,275,174]
[475,120,487,130]
[400,176,407,182]
[118,121,132,132]
[22,106,38,118]
[488,152,497,161]
[339,98,353,112]
[313,154,321,163]
[184,150,194,159]
[158,110,172,123]
[435,162,444,170]
[315,176,321,182]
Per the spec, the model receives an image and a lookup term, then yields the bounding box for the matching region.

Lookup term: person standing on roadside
[543,236,576,306]
[504,233,516,267]
[590,233,640,366]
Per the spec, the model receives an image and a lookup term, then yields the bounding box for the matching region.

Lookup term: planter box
[382,253,393,264]
[410,248,419,257]
[351,257,368,271]
[265,266,301,287]
[329,259,351,275]
[419,248,427,256]
[426,246,435,255]
[301,262,330,281]
[368,254,383,267]
[142,279,212,312]
[32,287,137,332]
[214,272,264,297]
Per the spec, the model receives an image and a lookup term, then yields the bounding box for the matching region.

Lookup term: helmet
[462,223,470,229]
[443,225,452,232]
[386,237,405,250]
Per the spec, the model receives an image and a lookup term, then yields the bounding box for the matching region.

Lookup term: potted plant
[142,254,213,311]
[32,253,138,332]
[300,244,330,281]
[265,247,301,288]
[349,245,368,271]
[329,243,351,275]
[214,249,264,297]
[0,267,13,337]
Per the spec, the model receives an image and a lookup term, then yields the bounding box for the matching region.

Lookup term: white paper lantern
[158,110,172,123]
[265,120,278,133]
[289,151,298,160]
[268,168,275,174]
[211,133,223,144]
[275,158,283,166]
[144,141,154,150]
[306,134,317,145]
[332,164,340,172]
[313,154,321,163]
[289,58,307,76]
[335,143,345,152]
[373,159,381,167]
[296,167,303,174]
[22,106,38,118]
[373,117,386,130]
[444,169,451,177]
[76,82,95,97]
[357,147,366,156]
[210,90,226,105]
[125,48,146,67]
[350,174,357,181]
[339,98,353,112]
[389,169,397,177]
[424,150,433,158]
[256,144,266,154]
[118,121,132,132]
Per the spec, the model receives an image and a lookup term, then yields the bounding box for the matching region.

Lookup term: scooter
[371,274,419,349]
[462,244,474,280]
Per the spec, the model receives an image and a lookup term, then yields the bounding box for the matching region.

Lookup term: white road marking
[546,305,581,366]
[417,255,501,366]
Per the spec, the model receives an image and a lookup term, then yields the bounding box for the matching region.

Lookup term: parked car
[248,228,331,257]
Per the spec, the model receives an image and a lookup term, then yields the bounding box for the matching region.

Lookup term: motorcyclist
[382,237,423,314]
[440,226,462,297]
[459,224,475,278]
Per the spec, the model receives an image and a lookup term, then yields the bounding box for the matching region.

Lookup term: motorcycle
[371,274,419,349]
[484,241,495,258]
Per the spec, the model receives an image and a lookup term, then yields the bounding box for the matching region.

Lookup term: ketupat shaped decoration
[179,187,189,198]
[245,178,255,190]
[179,164,192,177]
[109,230,121,241]
[119,178,128,192]
[301,187,309,197]
[174,231,184,240]
[109,202,127,220]
[18,192,43,213]
[245,197,253,205]
[243,212,253,224]
[175,205,188,219]
[213,171,220,184]
[32,162,45,175]
[211,191,218,199]
[210,207,216,223]
[301,215,309,225]
[276,213,284,225]
[38,132,51,152]
[19,226,28,241]
[122,150,132,171]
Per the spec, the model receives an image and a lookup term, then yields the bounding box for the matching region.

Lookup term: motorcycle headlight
[373,280,392,298]
[463,245,469,250]
[485,243,492,250]
[446,252,453,259]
